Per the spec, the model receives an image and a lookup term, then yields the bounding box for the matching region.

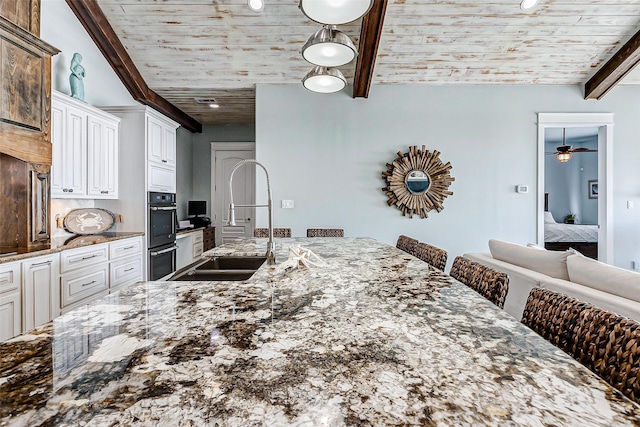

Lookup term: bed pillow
[544,211,557,224]
[567,255,640,303]
[489,239,570,280]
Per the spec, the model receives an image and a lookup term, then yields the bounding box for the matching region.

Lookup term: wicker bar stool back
[450,256,509,309]
[253,228,292,238]
[306,228,344,237]
[414,242,448,271]
[396,235,419,256]
[522,288,640,404]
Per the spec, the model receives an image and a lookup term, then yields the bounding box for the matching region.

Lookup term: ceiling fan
[547,128,597,162]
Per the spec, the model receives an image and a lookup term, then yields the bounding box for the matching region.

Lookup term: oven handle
[150,206,177,211]
[150,245,178,257]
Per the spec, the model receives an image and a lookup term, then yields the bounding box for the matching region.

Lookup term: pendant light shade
[556,152,572,163]
[302,66,346,93]
[299,0,373,25]
[302,25,357,67]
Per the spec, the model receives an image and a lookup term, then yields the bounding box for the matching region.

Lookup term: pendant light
[302,25,357,67]
[299,0,373,25]
[302,66,346,93]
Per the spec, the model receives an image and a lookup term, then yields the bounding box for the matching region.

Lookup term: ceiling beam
[65,0,202,133]
[584,29,640,100]
[353,0,388,98]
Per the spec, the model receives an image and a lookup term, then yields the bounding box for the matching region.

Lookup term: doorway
[537,113,613,263]
[211,143,255,246]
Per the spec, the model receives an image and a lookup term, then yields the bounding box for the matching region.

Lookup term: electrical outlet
[281,200,294,209]
[633,261,640,270]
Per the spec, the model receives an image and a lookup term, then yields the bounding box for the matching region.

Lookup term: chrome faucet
[227,159,276,265]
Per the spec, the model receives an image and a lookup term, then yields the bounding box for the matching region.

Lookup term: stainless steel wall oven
[148,192,177,280]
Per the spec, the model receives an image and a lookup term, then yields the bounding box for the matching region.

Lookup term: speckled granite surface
[1,238,639,426]
[0,232,144,264]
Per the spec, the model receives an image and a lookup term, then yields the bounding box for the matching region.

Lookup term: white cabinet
[176,229,204,270]
[51,101,87,196]
[146,114,177,193]
[109,236,143,291]
[51,91,120,199]
[87,115,118,198]
[22,254,59,332]
[0,262,21,342]
[147,115,176,167]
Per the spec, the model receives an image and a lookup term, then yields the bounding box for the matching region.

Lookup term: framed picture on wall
[588,180,598,199]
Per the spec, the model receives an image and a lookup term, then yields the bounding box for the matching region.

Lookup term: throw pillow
[489,239,570,280]
[544,211,557,224]
[567,255,640,303]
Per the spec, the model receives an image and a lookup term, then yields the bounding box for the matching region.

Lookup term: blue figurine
[69,53,85,102]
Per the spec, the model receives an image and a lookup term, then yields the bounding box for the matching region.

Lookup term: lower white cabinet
[176,229,204,270]
[0,262,21,341]
[22,254,59,332]
[0,235,144,342]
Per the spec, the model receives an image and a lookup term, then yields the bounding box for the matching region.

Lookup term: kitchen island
[1,237,639,426]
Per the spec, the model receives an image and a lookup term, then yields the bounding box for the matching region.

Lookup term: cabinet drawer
[193,242,203,259]
[110,237,142,260]
[60,244,109,273]
[61,267,108,308]
[110,258,142,289]
[193,231,203,244]
[0,262,20,295]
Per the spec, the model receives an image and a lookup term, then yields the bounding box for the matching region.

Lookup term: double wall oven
[148,192,177,280]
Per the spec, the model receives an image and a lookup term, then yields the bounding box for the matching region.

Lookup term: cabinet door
[147,116,165,164]
[0,292,21,342]
[50,102,65,195]
[22,254,59,332]
[163,125,176,166]
[51,102,87,197]
[63,105,87,196]
[148,162,176,193]
[87,116,118,199]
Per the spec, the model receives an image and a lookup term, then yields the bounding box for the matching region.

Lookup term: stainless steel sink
[198,256,267,270]
[169,256,267,281]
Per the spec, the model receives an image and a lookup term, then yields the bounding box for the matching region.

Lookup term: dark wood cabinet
[203,227,215,251]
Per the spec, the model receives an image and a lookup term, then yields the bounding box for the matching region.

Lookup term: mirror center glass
[405,170,430,194]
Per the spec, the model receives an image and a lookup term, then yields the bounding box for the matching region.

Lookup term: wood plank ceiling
[93,0,640,127]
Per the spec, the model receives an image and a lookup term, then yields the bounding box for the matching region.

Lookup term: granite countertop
[0,232,144,264]
[1,237,639,426]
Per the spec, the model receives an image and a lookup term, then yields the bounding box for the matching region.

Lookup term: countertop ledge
[0,232,144,264]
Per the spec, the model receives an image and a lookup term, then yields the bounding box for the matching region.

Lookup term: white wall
[176,128,194,221]
[256,84,640,270]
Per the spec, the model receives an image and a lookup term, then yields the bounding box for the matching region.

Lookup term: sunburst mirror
[381,145,455,218]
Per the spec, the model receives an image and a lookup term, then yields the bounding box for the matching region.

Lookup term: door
[537,113,613,263]
[213,145,255,246]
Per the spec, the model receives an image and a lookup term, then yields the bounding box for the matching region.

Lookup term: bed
[544,195,598,259]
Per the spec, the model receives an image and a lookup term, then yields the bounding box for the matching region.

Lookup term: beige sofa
[464,239,640,322]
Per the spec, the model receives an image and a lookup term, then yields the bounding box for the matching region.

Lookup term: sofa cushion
[488,239,570,280]
[567,255,640,303]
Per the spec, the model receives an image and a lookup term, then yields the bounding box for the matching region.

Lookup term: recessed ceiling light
[209,103,219,109]
[248,0,264,12]
[520,0,538,10]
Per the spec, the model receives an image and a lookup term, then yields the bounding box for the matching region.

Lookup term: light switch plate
[281,200,294,209]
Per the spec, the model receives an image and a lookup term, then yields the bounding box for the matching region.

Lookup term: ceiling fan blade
[570,148,597,153]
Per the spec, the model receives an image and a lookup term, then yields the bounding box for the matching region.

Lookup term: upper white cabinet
[146,114,177,192]
[51,91,120,199]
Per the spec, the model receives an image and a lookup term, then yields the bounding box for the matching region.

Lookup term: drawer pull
[82,280,97,287]
[31,260,52,266]
[79,254,100,261]
[123,246,135,250]
[124,267,135,272]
